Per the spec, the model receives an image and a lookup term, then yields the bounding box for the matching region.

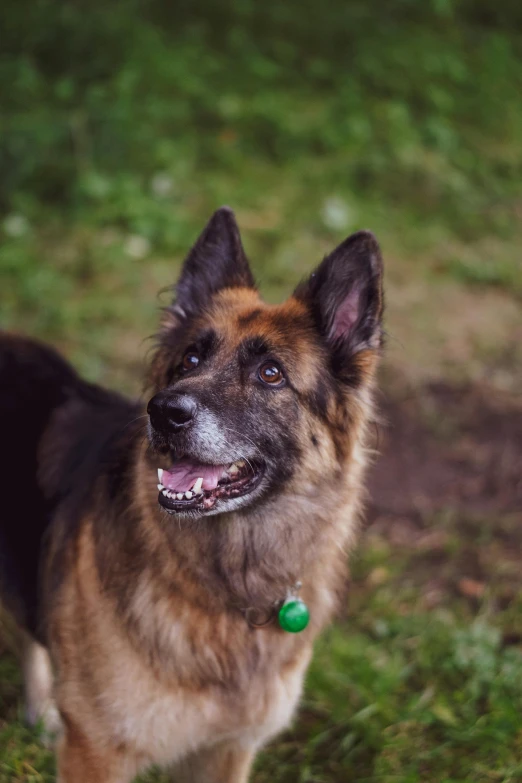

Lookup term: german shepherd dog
[0,208,383,782]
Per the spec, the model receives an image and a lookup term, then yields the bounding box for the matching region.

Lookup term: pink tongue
[161,459,225,492]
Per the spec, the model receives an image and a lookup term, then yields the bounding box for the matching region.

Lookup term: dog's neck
[126,441,364,624]
[151,496,331,613]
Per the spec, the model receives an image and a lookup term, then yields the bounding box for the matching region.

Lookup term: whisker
[221,425,259,454]
[119,414,149,434]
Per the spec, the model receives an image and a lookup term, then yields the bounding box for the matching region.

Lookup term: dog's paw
[26,701,62,748]
[23,638,62,746]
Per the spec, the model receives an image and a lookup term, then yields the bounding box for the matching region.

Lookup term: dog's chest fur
[87,627,311,764]
[49,519,326,766]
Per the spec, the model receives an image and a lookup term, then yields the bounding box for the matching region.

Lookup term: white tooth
[177,492,184,500]
[235,459,246,468]
[185,490,193,499]
[227,463,239,475]
[162,489,169,496]
[193,477,203,493]
[157,483,164,490]
[157,468,164,482]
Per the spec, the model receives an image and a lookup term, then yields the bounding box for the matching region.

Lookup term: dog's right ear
[168,207,255,323]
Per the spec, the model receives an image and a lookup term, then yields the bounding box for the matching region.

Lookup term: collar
[241,582,310,633]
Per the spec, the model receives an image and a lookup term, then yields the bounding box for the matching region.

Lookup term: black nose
[147,392,197,433]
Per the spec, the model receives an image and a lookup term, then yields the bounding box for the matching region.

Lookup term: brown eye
[258,362,284,386]
[182,351,200,372]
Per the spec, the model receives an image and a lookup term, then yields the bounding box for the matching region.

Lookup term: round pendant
[278,598,310,633]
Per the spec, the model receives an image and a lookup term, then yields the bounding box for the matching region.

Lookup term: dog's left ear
[294,230,383,368]
[171,207,255,320]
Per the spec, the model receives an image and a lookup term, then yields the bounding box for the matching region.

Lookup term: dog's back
[0,333,141,641]
[0,334,83,636]
[0,334,81,636]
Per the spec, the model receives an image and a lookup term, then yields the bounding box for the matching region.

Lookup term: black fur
[0,333,140,641]
[0,336,78,635]
[171,206,256,320]
[237,336,270,365]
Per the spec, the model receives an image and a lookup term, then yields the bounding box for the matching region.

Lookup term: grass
[2,1,522,393]
[1,0,522,780]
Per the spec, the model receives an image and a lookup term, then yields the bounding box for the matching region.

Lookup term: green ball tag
[278,598,310,633]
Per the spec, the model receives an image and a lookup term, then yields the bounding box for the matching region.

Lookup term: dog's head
[147,207,383,518]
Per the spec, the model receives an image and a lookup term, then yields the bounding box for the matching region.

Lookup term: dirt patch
[365,381,522,607]
[368,381,522,522]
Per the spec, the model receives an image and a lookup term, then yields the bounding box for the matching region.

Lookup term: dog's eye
[182,351,200,372]
[258,362,284,386]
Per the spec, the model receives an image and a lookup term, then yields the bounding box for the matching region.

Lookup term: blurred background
[1,1,521,781]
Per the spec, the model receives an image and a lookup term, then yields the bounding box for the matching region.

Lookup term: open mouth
[157,458,264,514]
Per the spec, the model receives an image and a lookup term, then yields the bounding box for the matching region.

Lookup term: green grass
[2,0,522,391]
[1,0,522,780]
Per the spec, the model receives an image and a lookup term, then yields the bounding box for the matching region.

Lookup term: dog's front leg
[57,716,135,783]
[173,741,257,783]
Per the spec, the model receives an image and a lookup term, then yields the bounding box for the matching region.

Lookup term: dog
[0,207,383,782]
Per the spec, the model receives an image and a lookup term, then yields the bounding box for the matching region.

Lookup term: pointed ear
[294,230,384,371]
[171,207,255,320]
